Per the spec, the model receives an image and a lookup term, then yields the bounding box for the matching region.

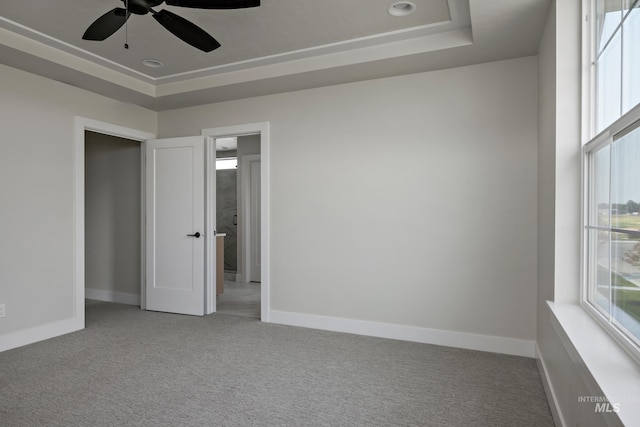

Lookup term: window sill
[548,301,640,426]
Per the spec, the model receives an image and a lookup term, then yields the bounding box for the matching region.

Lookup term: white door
[146,136,207,315]
[250,160,261,282]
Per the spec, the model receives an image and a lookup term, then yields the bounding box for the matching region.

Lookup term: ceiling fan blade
[82,8,129,41]
[164,0,260,9]
[153,9,221,52]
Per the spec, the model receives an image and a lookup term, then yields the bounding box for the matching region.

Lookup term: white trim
[269,310,536,358]
[140,143,147,310]
[581,138,590,309]
[0,317,82,353]
[583,0,596,143]
[85,289,141,306]
[549,302,640,427]
[536,344,567,427]
[205,136,217,315]
[202,122,270,322]
[74,117,155,334]
[155,10,469,85]
[582,128,610,156]
[76,117,156,143]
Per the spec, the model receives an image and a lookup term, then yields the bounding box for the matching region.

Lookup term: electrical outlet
[0,304,5,318]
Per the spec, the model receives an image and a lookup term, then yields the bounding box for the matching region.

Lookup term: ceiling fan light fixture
[142,58,165,68]
[388,1,416,17]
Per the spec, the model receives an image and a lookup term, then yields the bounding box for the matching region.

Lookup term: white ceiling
[0,0,551,111]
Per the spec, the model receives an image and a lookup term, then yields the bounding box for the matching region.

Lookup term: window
[595,0,640,132]
[584,0,640,356]
[585,124,640,350]
[216,157,237,170]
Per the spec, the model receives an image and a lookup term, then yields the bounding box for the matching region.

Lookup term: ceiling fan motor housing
[122,0,164,15]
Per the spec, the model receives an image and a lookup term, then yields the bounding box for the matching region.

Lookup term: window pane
[596,0,623,54]
[596,32,622,132]
[588,228,612,317]
[609,126,640,342]
[592,146,611,227]
[611,127,640,227]
[612,233,640,343]
[588,146,612,316]
[622,4,640,113]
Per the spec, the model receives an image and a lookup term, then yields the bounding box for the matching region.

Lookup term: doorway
[74,117,155,327]
[214,134,261,318]
[84,131,142,306]
[74,118,270,325]
[202,122,270,322]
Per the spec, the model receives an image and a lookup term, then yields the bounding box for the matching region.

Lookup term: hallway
[217,281,260,318]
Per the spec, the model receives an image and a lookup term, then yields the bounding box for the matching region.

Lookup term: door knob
[187,232,201,238]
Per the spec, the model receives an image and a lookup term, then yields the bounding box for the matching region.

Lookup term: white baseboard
[0,317,83,353]
[269,310,536,358]
[536,344,566,427]
[85,288,140,306]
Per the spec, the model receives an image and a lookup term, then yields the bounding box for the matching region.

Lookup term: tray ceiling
[0,0,551,110]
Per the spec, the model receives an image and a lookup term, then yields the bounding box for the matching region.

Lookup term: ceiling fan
[82,0,260,52]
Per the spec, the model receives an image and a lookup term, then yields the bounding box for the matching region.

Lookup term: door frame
[202,122,270,322]
[74,117,156,326]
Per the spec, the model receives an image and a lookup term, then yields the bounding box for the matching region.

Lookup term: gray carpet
[0,302,554,426]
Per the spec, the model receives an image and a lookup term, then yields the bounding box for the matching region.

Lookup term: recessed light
[388,1,416,17]
[215,137,238,151]
[142,59,165,68]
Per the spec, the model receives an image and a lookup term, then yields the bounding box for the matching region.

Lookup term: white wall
[85,132,141,302]
[537,1,557,314]
[0,64,156,344]
[159,57,539,348]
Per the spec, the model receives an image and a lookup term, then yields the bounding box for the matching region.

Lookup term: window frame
[582,0,640,363]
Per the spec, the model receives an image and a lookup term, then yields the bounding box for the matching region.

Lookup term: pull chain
[124,0,129,49]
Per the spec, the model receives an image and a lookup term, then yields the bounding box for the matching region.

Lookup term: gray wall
[0,63,156,341]
[85,131,141,298]
[236,134,261,279]
[238,134,260,156]
[216,165,237,271]
[159,56,539,344]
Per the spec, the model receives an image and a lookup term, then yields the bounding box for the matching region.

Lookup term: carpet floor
[0,302,554,426]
